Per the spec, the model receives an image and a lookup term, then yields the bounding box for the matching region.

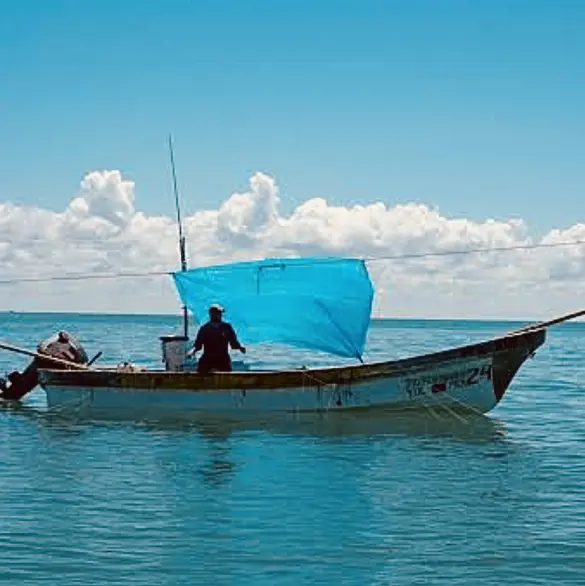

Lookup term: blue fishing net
[172,257,374,360]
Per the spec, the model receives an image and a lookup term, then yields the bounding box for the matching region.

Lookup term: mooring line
[1,238,585,286]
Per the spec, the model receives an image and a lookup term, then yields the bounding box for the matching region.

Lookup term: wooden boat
[3,254,570,419]
[27,246,585,420]
[35,326,546,418]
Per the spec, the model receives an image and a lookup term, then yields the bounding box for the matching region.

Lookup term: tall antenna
[168,134,189,338]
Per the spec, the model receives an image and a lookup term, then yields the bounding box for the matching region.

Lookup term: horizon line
[1,309,584,325]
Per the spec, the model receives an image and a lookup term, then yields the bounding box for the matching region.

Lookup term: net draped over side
[172,257,374,360]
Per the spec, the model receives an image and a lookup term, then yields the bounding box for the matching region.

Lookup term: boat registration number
[401,360,493,399]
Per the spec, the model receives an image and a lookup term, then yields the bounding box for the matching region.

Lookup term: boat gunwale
[37,328,546,390]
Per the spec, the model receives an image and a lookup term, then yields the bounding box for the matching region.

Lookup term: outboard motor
[0,330,89,401]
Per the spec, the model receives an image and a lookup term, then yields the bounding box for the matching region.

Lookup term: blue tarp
[172,257,374,360]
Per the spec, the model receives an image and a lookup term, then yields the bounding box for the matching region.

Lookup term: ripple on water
[0,315,584,584]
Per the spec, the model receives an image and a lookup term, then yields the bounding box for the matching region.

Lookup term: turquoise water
[1,312,584,585]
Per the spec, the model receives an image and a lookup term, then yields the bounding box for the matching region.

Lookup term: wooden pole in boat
[0,341,90,370]
[507,308,585,335]
[168,134,189,339]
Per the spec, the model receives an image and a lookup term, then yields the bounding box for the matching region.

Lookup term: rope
[363,238,585,263]
[0,270,169,285]
[1,238,584,286]
[299,369,342,412]
[299,363,487,417]
[429,389,485,420]
[43,390,93,415]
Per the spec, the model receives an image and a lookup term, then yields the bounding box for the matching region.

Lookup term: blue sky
[2,0,584,235]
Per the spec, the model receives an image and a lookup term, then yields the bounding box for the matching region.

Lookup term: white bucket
[160,335,189,372]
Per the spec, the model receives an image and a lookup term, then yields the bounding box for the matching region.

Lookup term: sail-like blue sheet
[172,257,374,360]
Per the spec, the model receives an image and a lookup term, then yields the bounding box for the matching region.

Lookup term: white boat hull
[39,333,538,420]
[37,328,545,420]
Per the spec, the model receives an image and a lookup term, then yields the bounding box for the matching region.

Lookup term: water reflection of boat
[141,409,510,444]
[1,398,508,443]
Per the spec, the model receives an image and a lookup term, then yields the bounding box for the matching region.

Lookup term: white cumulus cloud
[67,170,136,229]
[0,169,584,320]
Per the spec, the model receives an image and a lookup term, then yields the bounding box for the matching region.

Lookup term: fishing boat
[3,254,567,419]
[36,320,546,419]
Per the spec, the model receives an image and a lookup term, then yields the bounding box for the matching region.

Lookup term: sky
[1,0,585,319]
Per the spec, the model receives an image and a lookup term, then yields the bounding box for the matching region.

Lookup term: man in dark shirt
[187,304,246,374]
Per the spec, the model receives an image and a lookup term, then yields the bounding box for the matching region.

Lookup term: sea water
[0,312,584,585]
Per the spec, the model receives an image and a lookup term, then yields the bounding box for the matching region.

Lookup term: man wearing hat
[187,304,246,374]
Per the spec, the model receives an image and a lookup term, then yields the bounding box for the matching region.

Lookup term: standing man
[187,304,246,374]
